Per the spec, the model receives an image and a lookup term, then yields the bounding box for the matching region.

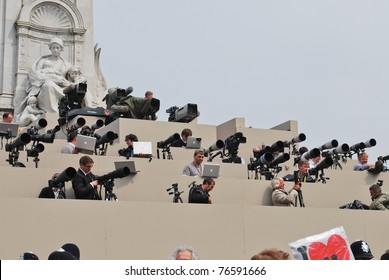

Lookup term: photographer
[271,177,300,207]
[171,128,192,147]
[369,184,389,210]
[61,131,78,154]
[118,134,138,158]
[283,159,314,183]
[108,88,160,120]
[72,155,100,200]
[182,149,204,176]
[38,173,66,199]
[188,178,215,204]
[354,152,376,171]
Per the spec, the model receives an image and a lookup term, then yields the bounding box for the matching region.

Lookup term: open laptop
[186,137,202,149]
[133,141,153,157]
[0,123,19,138]
[75,135,96,155]
[202,163,220,178]
[114,160,137,174]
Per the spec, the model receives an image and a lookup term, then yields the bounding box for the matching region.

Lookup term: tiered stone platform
[0,115,387,260]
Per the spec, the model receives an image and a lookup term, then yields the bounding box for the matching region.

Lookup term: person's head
[48,37,64,57]
[79,155,94,173]
[66,65,81,82]
[50,172,64,190]
[181,128,193,142]
[171,245,199,260]
[251,248,290,260]
[125,134,138,147]
[67,131,78,144]
[145,91,153,99]
[350,240,374,260]
[202,178,215,192]
[2,112,13,123]
[358,152,369,164]
[193,149,204,165]
[369,184,382,200]
[380,249,389,260]
[298,159,310,175]
[19,252,39,260]
[271,177,285,191]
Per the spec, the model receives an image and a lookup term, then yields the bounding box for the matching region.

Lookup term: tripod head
[167,183,183,203]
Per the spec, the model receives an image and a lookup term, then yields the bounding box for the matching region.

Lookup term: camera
[166,104,199,123]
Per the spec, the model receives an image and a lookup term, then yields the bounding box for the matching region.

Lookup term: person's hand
[208,197,212,204]
[90,180,99,187]
[293,183,301,191]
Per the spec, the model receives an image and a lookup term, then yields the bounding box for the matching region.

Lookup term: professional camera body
[59,83,87,118]
[222,132,246,163]
[166,104,199,123]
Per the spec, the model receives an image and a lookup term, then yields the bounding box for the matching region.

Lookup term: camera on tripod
[222,132,246,163]
[166,183,183,203]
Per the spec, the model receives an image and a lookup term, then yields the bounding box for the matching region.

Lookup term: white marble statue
[18,96,45,127]
[25,37,72,113]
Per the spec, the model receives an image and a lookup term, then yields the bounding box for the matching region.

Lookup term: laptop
[133,141,153,157]
[202,163,220,178]
[75,135,96,155]
[0,123,19,138]
[114,160,137,174]
[186,137,202,149]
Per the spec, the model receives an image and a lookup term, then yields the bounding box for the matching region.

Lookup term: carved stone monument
[0,0,106,121]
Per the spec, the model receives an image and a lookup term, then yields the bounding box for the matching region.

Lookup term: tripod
[157,146,173,160]
[167,183,183,203]
[102,180,118,201]
[297,189,305,207]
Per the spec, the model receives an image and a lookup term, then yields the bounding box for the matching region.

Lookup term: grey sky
[94,0,389,161]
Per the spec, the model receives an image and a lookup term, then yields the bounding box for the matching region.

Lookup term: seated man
[369,184,389,210]
[354,152,375,171]
[271,177,300,207]
[283,159,314,183]
[171,128,192,147]
[118,134,138,158]
[188,178,215,204]
[182,149,204,177]
[61,131,78,154]
[38,173,66,199]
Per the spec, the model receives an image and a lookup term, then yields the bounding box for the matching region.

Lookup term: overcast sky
[94,0,389,162]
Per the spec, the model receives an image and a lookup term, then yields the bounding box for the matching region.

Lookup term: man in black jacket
[72,155,100,200]
[188,178,215,204]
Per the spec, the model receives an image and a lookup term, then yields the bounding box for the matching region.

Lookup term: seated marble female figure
[26,37,72,113]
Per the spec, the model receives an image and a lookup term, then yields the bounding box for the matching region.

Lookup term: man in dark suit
[171,128,192,147]
[72,155,100,200]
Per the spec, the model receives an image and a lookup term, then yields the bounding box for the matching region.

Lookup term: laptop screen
[133,142,152,156]
[75,135,96,154]
[0,123,19,138]
[186,137,202,149]
[202,163,220,178]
